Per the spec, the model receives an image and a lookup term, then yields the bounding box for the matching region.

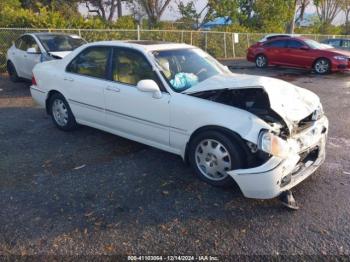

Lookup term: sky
[79,0,346,25]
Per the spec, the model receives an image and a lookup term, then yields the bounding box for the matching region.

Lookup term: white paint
[31,41,329,199]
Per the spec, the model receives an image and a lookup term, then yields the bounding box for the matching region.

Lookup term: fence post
[205,32,208,51]
[181,31,184,42]
[232,33,236,58]
[224,32,227,58]
[78,28,81,37]
[137,25,141,40]
[246,33,250,48]
[190,31,193,45]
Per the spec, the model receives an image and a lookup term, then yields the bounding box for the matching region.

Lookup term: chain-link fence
[0,27,348,73]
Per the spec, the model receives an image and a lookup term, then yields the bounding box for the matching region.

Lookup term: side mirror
[27,47,40,54]
[137,79,162,99]
[300,46,310,51]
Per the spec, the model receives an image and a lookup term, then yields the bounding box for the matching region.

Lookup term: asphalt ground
[0,61,350,258]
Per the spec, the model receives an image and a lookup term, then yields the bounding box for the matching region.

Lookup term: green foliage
[253,0,295,32]
[177,1,201,29]
[0,2,136,29]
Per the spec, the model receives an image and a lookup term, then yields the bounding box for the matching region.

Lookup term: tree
[253,0,295,32]
[341,0,350,33]
[177,1,201,29]
[130,0,172,28]
[84,0,127,22]
[314,0,342,33]
[19,0,80,19]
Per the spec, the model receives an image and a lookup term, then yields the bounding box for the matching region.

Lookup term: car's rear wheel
[188,131,244,187]
[313,58,330,74]
[7,61,20,82]
[49,93,78,131]
[255,54,268,68]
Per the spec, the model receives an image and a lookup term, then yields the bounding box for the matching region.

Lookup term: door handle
[106,86,120,92]
[63,77,74,82]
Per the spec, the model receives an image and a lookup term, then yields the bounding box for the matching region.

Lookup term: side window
[67,46,110,79]
[287,40,303,48]
[342,40,350,48]
[112,48,158,86]
[19,35,40,52]
[329,39,341,47]
[264,40,286,48]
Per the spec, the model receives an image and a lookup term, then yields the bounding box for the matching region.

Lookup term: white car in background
[30,41,328,201]
[6,33,86,81]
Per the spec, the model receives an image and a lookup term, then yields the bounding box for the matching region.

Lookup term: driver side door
[104,47,171,148]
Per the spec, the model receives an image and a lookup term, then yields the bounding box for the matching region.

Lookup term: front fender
[170,93,272,158]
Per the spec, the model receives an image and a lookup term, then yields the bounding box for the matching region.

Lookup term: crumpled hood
[184,74,320,125]
[48,51,71,58]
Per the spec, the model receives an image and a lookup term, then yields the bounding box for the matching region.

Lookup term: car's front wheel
[255,54,268,68]
[313,58,330,74]
[188,131,244,187]
[49,93,78,131]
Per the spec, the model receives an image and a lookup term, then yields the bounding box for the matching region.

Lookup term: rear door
[64,46,111,126]
[263,39,287,65]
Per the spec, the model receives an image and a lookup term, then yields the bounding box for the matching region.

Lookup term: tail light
[32,75,37,86]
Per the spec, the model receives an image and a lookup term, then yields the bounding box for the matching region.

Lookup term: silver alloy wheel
[52,99,68,127]
[256,55,266,68]
[314,59,329,74]
[195,139,232,181]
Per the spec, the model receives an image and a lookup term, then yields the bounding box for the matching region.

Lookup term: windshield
[304,39,332,50]
[37,34,87,52]
[152,48,230,92]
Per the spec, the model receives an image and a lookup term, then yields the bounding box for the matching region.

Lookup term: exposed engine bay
[189,88,290,137]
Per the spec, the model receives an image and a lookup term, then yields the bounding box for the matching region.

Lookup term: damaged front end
[189,86,328,199]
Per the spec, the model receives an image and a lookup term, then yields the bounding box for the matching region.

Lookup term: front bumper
[331,59,350,72]
[228,116,329,199]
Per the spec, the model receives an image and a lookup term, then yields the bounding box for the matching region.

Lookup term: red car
[247,36,350,74]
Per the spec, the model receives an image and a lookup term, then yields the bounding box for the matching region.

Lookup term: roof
[29,32,79,36]
[126,40,172,45]
[85,40,193,52]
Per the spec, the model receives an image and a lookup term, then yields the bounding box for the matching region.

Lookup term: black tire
[49,93,78,131]
[188,131,245,187]
[255,54,268,68]
[7,61,20,82]
[313,58,331,75]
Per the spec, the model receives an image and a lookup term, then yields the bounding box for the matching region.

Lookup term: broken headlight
[312,104,323,121]
[258,130,289,158]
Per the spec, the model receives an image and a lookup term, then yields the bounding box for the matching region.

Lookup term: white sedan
[6,33,86,81]
[30,41,328,200]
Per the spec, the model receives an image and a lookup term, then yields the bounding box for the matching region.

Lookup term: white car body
[6,33,85,80]
[30,41,328,199]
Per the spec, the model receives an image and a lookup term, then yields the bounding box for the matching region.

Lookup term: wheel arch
[255,53,267,60]
[183,125,252,165]
[45,90,63,115]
